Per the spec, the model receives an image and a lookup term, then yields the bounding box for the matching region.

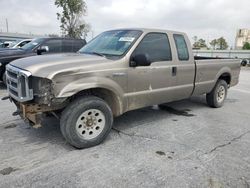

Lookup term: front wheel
[60,96,113,149]
[206,80,228,108]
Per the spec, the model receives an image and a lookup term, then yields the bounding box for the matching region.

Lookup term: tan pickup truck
[5,28,241,148]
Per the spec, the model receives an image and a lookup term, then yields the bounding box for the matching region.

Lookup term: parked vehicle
[8,39,32,49]
[241,59,249,66]
[2,41,14,48]
[5,28,241,149]
[0,37,86,84]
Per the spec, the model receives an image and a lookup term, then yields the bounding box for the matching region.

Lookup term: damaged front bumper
[9,99,68,128]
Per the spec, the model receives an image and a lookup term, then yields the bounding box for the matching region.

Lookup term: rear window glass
[173,34,189,61]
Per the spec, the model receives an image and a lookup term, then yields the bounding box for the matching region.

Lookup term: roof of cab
[107,28,186,35]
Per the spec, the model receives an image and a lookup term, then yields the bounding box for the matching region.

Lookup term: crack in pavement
[112,127,201,151]
[112,127,155,141]
[112,127,250,176]
[239,177,250,188]
[112,127,219,177]
[1,119,21,126]
[205,130,250,154]
[113,127,250,156]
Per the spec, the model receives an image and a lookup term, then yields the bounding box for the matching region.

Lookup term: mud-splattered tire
[60,96,113,149]
[206,80,228,108]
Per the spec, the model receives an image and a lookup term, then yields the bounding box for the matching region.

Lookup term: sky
[0,0,249,47]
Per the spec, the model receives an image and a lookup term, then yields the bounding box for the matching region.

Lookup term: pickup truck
[5,28,241,149]
[0,37,86,84]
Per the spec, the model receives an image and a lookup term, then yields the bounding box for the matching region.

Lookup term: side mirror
[37,46,49,55]
[130,53,151,67]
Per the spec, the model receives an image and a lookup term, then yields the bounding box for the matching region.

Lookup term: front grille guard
[6,65,33,102]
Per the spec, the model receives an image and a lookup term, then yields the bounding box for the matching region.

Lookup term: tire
[206,79,228,108]
[2,72,6,85]
[241,60,247,66]
[60,96,113,149]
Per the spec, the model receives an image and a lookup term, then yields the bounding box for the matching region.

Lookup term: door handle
[172,67,177,76]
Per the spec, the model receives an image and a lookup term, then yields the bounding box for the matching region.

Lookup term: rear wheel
[60,96,113,149]
[206,79,228,108]
[241,59,247,66]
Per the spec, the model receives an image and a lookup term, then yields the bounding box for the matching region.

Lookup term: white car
[9,39,32,48]
[2,41,14,48]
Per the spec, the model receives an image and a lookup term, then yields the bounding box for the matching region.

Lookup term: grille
[6,64,33,102]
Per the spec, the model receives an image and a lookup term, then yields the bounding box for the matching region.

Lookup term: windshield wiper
[80,51,108,58]
[91,52,106,57]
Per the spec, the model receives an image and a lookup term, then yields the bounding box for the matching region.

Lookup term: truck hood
[10,53,113,78]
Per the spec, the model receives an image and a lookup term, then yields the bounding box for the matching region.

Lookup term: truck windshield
[21,38,44,51]
[79,30,142,57]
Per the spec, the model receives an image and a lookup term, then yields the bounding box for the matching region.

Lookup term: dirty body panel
[6,28,241,127]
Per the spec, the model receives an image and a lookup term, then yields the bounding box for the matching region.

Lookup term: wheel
[2,72,6,85]
[241,60,247,66]
[206,80,228,108]
[60,96,113,149]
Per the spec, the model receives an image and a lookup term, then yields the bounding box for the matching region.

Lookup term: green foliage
[217,37,228,50]
[55,0,90,38]
[193,38,207,49]
[242,42,250,50]
[209,37,229,50]
[209,39,217,50]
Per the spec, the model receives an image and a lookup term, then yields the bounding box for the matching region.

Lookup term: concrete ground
[0,68,249,188]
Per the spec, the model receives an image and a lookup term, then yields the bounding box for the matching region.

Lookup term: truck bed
[194,56,232,60]
[192,58,241,96]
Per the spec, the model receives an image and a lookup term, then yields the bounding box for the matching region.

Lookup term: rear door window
[43,39,62,53]
[173,34,189,61]
[133,33,172,62]
[18,41,30,48]
[62,40,73,52]
[72,40,86,52]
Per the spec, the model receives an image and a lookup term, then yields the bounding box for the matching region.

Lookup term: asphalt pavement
[0,68,249,188]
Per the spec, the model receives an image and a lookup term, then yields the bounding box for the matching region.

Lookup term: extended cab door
[171,34,195,100]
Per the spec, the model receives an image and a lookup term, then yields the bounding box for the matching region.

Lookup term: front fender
[53,76,126,114]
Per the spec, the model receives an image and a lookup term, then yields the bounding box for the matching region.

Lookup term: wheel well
[218,73,231,85]
[72,88,122,117]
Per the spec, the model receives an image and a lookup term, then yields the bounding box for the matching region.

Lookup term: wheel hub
[86,117,95,127]
[217,85,225,103]
[76,109,105,140]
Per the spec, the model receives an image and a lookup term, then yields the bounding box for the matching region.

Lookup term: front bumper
[13,100,68,128]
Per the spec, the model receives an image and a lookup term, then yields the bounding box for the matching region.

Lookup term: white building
[235,29,250,49]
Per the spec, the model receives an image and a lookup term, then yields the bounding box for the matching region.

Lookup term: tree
[210,39,217,50]
[55,0,90,39]
[193,38,207,49]
[216,37,228,50]
[242,42,250,50]
[192,36,198,43]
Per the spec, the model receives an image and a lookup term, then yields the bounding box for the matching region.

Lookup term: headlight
[0,62,2,67]
[31,77,53,104]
